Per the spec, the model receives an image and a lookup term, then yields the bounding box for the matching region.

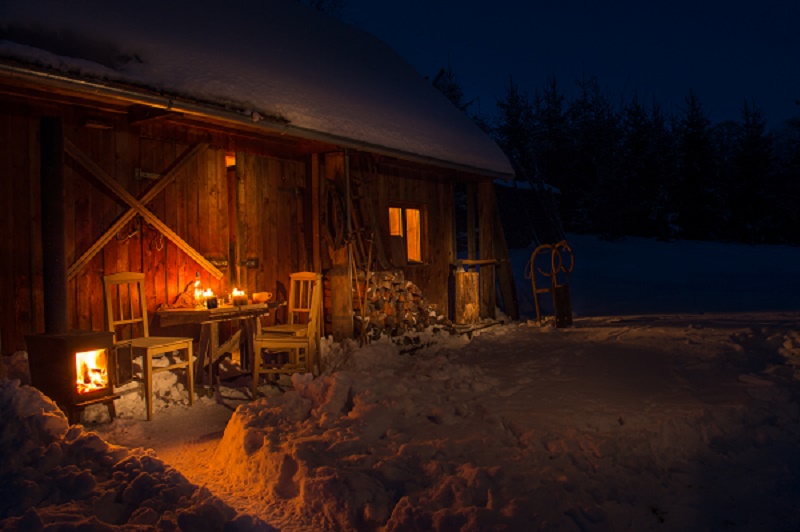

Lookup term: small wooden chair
[261,272,323,338]
[252,277,321,397]
[103,272,194,420]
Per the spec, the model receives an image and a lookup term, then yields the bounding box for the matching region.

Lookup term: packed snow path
[166,312,800,530]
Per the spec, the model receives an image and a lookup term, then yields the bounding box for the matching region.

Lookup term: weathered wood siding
[1,87,496,353]
[0,95,309,354]
[0,97,43,353]
[236,152,309,311]
[352,157,456,314]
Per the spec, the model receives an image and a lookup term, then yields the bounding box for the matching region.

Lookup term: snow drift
[3,234,800,530]
[0,379,271,530]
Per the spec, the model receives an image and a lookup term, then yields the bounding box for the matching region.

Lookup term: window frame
[388,203,427,265]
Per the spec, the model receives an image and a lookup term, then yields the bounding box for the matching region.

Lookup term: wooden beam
[324,153,353,340]
[311,153,321,272]
[127,104,183,126]
[226,165,239,287]
[64,140,223,279]
[144,115,330,160]
[67,143,207,279]
[466,183,476,261]
[493,203,519,320]
[0,82,129,115]
[454,259,498,267]
[235,157,247,288]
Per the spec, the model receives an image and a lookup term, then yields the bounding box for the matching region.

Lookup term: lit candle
[231,287,248,306]
[203,288,218,309]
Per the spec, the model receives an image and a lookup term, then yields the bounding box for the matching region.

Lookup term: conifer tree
[731,100,773,242]
[772,117,800,241]
[618,95,673,237]
[432,65,466,111]
[674,90,719,239]
[494,79,536,178]
[566,75,620,235]
[530,77,571,191]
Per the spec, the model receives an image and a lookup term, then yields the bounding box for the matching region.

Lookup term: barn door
[233,152,309,302]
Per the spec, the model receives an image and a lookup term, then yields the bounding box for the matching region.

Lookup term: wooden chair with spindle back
[103,272,194,420]
[252,273,322,397]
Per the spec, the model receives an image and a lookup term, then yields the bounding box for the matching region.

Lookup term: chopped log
[329,245,353,340]
[351,268,454,340]
[454,271,480,325]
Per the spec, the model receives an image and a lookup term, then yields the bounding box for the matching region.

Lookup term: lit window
[389,206,423,263]
[389,207,403,237]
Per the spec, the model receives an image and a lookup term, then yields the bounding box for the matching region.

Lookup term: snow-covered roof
[0,0,513,178]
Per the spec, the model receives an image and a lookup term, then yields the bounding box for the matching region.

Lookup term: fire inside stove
[26,331,118,423]
[75,348,109,394]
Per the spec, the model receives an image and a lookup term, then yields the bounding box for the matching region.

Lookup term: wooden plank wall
[352,157,456,314]
[0,96,309,354]
[1,92,490,353]
[0,98,42,354]
[66,111,138,332]
[237,152,309,314]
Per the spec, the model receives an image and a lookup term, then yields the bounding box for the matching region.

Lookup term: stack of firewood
[353,270,452,340]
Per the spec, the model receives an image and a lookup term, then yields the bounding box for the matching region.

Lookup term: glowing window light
[405,208,422,262]
[389,207,403,236]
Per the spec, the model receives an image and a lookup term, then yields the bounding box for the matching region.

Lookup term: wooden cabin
[0,0,515,357]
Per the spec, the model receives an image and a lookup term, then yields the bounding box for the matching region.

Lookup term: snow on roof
[0,0,513,177]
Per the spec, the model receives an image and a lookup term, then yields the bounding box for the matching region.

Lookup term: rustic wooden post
[493,204,519,320]
[311,153,321,273]
[236,158,247,291]
[226,163,239,288]
[454,270,480,324]
[40,117,68,333]
[466,182,477,261]
[324,153,353,340]
[477,179,496,319]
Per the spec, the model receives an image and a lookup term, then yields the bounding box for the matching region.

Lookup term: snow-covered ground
[3,234,800,530]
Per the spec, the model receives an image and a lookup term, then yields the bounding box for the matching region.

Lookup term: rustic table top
[155,302,282,327]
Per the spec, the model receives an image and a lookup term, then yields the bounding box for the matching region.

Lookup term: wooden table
[155,303,281,391]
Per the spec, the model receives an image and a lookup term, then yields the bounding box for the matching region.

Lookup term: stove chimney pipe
[40,117,68,334]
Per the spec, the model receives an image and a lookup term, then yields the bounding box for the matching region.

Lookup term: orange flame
[75,349,109,393]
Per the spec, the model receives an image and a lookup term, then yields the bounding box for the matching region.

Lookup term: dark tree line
[438,70,800,246]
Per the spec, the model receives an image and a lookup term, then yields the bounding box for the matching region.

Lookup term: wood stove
[25,119,120,424]
[26,330,119,424]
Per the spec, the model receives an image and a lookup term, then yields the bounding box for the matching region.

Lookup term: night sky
[344,0,799,127]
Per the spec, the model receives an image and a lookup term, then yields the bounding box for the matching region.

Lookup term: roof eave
[0,62,514,180]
